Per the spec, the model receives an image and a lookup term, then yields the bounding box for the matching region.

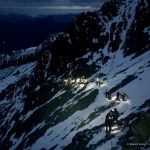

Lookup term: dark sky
[0,0,106,16]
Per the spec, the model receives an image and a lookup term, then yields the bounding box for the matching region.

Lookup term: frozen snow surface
[29,50,150,150]
[1,47,149,150]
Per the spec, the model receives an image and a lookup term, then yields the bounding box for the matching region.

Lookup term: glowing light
[76,78,81,83]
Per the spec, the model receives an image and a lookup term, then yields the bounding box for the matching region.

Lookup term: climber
[116,92,121,101]
[105,110,114,133]
[121,92,128,101]
[64,79,69,86]
[96,77,101,86]
[107,92,112,100]
[113,108,119,125]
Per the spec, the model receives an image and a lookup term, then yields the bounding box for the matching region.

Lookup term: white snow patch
[35,85,41,92]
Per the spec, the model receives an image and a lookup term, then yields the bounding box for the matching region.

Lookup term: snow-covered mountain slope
[0,0,150,150]
[0,62,37,93]
[0,47,150,150]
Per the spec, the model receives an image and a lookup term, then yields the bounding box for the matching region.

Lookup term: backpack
[114,111,119,120]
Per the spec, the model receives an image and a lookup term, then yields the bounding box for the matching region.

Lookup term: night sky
[0,0,106,16]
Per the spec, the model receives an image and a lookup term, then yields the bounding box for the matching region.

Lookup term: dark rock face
[124,0,150,56]
[101,0,119,20]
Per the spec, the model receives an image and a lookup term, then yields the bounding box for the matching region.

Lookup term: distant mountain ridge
[0,13,77,54]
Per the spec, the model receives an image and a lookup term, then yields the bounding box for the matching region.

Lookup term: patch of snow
[0,62,37,93]
[35,85,41,92]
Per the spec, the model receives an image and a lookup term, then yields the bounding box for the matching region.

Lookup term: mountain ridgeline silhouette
[0,13,77,54]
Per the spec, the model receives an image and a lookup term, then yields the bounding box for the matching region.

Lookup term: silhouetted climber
[96,77,101,86]
[105,110,114,133]
[107,92,112,100]
[116,92,121,101]
[113,108,119,125]
[121,92,128,101]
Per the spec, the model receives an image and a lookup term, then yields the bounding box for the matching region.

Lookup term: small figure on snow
[121,92,128,101]
[105,108,120,133]
[113,108,119,125]
[116,92,121,101]
[105,110,114,133]
[107,92,112,100]
[96,77,101,86]
[105,91,112,100]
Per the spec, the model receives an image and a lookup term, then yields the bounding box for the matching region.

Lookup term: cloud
[0,0,106,15]
[38,5,95,10]
[0,0,105,7]
[0,5,95,10]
